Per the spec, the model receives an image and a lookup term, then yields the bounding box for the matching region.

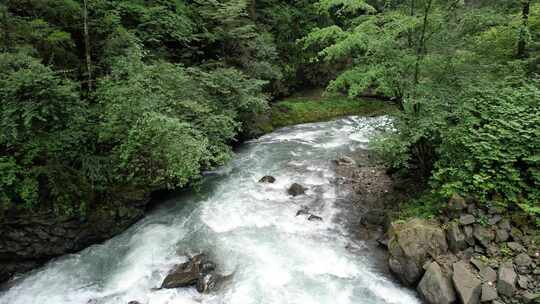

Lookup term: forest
[0,0,539,236]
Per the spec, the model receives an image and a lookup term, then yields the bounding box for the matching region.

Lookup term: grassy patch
[270,95,396,128]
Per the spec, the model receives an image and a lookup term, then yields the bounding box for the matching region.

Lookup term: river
[0,116,420,304]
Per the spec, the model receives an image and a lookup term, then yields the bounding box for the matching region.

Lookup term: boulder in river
[287,183,307,196]
[334,156,356,166]
[161,254,216,290]
[308,214,323,222]
[296,206,310,216]
[388,218,448,286]
[259,175,276,183]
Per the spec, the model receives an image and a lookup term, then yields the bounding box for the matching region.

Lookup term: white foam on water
[0,116,418,304]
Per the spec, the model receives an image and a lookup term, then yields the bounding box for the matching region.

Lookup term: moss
[269,95,397,128]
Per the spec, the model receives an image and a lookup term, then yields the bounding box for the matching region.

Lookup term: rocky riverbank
[0,196,151,284]
[334,152,540,304]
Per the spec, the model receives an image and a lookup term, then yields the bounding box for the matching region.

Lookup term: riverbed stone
[308,214,323,221]
[453,261,482,304]
[447,221,467,253]
[287,183,307,196]
[480,267,497,283]
[497,262,517,297]
[417,262,456,304]
[507,242,525,252]
[496,229,509,243]
[473,225,495,248]
[388,219,448,286]
[464,226,475,245]
[518,275,529,289]
[259,175,276,183]
[161,254,215,289]
[515,253,532,267]
[334,156,356,166]
[460,214,476,226]
[481,283,498,302]
[498,219,512,231]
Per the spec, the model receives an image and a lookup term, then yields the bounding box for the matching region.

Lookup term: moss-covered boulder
[388,218,448,286]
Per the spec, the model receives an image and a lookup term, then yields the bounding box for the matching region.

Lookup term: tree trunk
[83,0,92,91]
[248,0,256,22]
[0,5,10,51]
[407,0,415,47]
[413,0,433,93]
[517,0,531,58]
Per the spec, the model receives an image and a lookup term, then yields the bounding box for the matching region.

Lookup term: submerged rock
[387,218,448,286]
[161,254,215,290]
[296,206,310,216]
[308,214,323,221]
[334,156,356,166]
[287,183,307,196]
[259,175,276,183]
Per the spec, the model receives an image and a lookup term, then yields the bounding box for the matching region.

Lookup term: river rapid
[0,116,420,304]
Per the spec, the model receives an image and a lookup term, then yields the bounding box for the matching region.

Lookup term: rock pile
[387,195,540,304]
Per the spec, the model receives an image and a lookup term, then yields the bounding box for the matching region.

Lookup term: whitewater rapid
[0,116,420,304]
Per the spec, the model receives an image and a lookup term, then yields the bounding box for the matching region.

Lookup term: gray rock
[447,194,467,213]
[473,225,495,248]
[514,253,532,267]
[497,262,517,297]
[417,262,457,304]
[447,222,467,253]
[488,215,502,225]
[287,183,307,196]
[460,215,476,225]
[488,206,503,215]
[307,214,323,221]
[463,247,475,259]
[296,206,310,216]
[388,219,448,286]
[161,254,215,289]
[259,175,276,183]
[480,266,497,283]
[498,219,511,231]
[496,229,509,243]
[334,156,356,166]
[518,275,529,289]
[486,245,499,257]
[361,209,387,226]
[196,273,217,293]
[507,242,525,252]
[481,283,498,302]
[453,261,482,304]
[464,226,475,245]
[471,257,486,271]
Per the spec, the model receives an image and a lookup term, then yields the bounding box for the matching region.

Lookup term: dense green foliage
[0,0,323,216]
[1,0,539,229]
[304,0,540,225]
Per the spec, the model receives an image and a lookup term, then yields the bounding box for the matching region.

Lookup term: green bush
[375,81,540,226]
